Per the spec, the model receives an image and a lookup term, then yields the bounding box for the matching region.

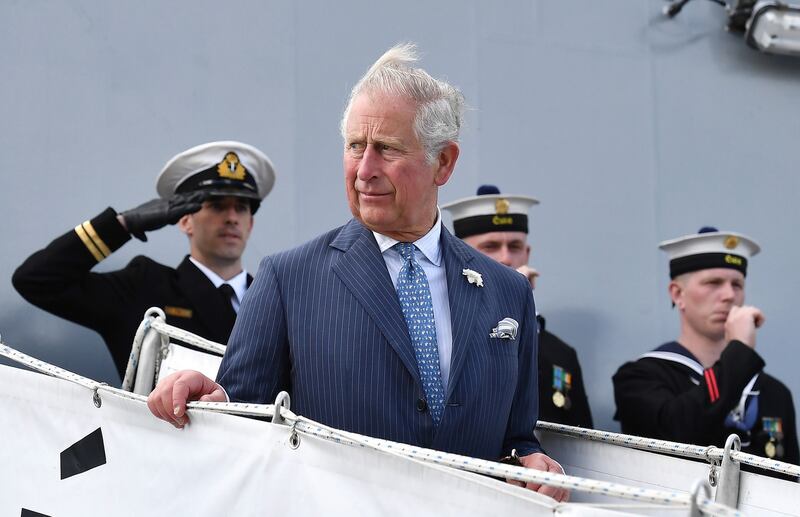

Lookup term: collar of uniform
[656,341,702,364]
[372,207,443,267]
[641,341,705,377]
[189,256,248,302]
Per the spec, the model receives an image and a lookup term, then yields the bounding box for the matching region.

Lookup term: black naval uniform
[537,315,593,428]
[613,340,798,468]
[12,207,250,378]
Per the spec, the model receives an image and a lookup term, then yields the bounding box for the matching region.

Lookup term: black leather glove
[121,191,209,242]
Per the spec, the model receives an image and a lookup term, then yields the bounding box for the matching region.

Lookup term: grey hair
[340,43,465,163]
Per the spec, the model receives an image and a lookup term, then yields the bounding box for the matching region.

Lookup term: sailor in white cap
[13,141,276,380]
[443,184,540,286]
[443,185,593,428]
[613,227,798,468]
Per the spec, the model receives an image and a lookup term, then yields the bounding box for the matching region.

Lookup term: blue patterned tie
[395,242,445,425]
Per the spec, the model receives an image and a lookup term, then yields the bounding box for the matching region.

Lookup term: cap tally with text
[659,226,760,278]
[156,141,275,214]
[442,185,539,238]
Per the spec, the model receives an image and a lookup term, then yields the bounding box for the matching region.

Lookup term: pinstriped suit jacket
[217,218,541,459]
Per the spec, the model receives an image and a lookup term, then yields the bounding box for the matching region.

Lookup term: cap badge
[724,254,743,266]
[495,198,510,215]
[217,152,246,180]
[724,235,739,250]
[492,198,514,226]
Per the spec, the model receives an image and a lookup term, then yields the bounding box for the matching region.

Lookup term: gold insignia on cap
[724,235,739,249]
[217,152,246,180]
[495,198,510,215]
[724,254,743,266]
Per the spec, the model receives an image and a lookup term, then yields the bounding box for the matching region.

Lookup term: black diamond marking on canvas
[60,427,106,480]
[21,509,52,517]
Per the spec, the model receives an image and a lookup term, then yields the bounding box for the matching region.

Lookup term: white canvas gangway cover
[0,360,598,516]
[115,308,800,515]
[2,337,795,516]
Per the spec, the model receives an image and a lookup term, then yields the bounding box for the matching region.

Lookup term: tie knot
[395,242,417,262]
[218,283,235,298]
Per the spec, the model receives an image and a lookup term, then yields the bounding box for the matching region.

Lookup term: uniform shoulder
[105,255,178,283]
[540,328,576,352]
[614,343,678,375]
[125,255,173,272]
[758,371,795,399]
[539,329,582,364]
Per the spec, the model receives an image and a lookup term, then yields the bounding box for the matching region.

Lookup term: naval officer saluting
[13,141,275,379]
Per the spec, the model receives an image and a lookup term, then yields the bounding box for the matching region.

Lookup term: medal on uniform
[551,365,572,409]
[762,417,784,459]
[765,439,777,458]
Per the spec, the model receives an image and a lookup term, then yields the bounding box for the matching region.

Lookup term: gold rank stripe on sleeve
[74,221,111,263]
[81,220,112,257]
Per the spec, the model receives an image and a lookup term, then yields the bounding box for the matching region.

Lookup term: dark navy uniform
[613,340,798,466]
[537,315,593,428]
[12,207,249,378]
[442,185,594,429]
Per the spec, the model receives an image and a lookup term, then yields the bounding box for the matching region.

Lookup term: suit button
[416,398,428,412]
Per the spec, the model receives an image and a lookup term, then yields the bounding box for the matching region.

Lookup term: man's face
[463,231,531,268]
[671,268,746,341]
[343,92,457,241]
[180,196,253,264]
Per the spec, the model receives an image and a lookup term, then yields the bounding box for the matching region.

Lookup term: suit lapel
[330,220,421,385]
[176,256,234,340]
[441,228,484,398]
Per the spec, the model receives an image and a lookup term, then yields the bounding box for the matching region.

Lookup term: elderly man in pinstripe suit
[149,43,567,502]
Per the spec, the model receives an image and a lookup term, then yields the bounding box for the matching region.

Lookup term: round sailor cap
[442,185,539,238]
[659,226,760,278]
[156,141,275,214]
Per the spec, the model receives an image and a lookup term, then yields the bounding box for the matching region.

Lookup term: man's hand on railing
[147,370,226,428]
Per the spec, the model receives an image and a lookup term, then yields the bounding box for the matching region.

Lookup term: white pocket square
[489,317,519,340]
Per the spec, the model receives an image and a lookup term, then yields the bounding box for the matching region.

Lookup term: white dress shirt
[189,257,248,313]
[372,209,454,391]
